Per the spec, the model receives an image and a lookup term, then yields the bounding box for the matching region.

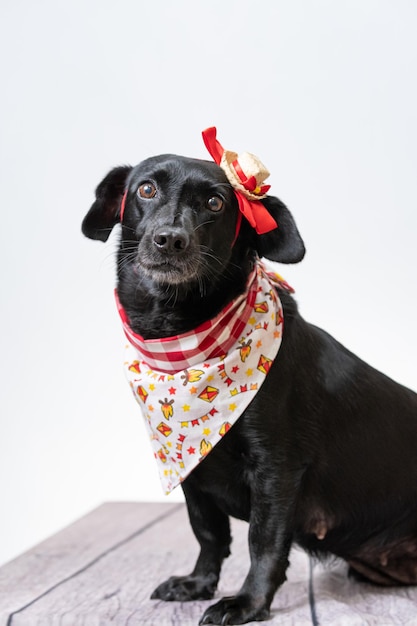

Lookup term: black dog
[82,152,417,625]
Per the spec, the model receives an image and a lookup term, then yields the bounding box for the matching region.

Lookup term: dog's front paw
[151,573,217,601]
[199,595,270,625]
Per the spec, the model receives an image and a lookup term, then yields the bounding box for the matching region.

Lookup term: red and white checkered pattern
[115,267,259,374]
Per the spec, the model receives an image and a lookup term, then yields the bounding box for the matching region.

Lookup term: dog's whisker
[194,219,215,232]
[117,251,137,269]
[120,224,138,236]
[197,274,206,298]
[199,249,224,268]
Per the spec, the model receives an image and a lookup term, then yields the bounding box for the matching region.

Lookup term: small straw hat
[220,150,271,200]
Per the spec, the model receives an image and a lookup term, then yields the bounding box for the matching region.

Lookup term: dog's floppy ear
[82,165,132,242]
[254,196,306,263]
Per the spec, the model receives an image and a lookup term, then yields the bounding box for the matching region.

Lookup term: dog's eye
[138,182,157,199]
[207,196,224,212]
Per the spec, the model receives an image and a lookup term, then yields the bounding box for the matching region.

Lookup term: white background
[1,0,416,566]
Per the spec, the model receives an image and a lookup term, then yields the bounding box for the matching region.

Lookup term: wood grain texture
[311,560,417,626]
[1,502,416,625]
[0,502,182,625]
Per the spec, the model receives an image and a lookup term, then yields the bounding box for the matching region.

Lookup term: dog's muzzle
[136,221,198,284]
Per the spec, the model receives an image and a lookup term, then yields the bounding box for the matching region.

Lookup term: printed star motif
[203,428,211,436]
[182,404,191,412]
[168,386,177,395]
[274,330,281,339]
[248,316,256,326]
[232,365,240,373]
[246,368,253,377]
[228,403,238,412]
[256,340,262,348]
[187,446,196,455]
[148,405,154,412]
[149,384,155,391]
[189,386,198,394]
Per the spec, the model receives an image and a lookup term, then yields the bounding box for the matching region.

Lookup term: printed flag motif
[119,261,286,494]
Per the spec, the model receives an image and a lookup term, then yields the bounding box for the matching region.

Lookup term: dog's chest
[118,262,286,496]
[184,427,254,521]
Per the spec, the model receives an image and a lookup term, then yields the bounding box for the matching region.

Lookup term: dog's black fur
[83,154,417,625]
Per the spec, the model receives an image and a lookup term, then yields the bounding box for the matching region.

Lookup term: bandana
[117,262,287,494]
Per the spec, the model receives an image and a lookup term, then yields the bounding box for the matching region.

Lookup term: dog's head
[82,154,305,290]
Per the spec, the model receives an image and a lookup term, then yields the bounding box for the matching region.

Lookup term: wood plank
[6,502,415,625]
[311,561,417,626]
[1,503,312,626]
[0,502,182,626]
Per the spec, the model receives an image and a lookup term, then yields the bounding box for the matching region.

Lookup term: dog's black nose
[153,227,189,254]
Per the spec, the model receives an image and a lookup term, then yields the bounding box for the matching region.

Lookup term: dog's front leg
[200,465,300,625]
[151,480,231,602]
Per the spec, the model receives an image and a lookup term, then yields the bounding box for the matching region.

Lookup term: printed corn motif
[159,398,174,419]
[181,369,205,386]
[239,339,252,363]
[200,439,213,457]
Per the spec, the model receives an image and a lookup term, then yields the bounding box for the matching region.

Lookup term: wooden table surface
[1,502,416,625]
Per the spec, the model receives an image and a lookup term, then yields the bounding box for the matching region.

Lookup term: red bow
[202,127,278,235]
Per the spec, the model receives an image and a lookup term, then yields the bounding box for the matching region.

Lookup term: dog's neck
[116,247,256,340]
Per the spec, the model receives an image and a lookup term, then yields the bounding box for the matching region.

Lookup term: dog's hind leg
[348,535,417,586]
[151,482,232,602]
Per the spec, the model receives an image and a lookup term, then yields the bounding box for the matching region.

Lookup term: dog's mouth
[137,257,200,285]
